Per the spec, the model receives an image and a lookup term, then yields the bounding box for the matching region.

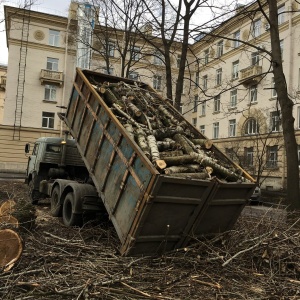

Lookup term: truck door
[27,143,40,176]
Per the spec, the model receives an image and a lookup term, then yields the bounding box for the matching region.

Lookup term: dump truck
[25,68,256,255]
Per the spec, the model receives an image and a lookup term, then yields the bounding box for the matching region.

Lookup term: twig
[121,282,151,297]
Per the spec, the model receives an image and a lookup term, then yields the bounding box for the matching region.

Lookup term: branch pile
[0,181,299,299]
[92,81,249,183]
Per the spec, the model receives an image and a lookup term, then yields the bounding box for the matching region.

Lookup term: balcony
[239,65,262,86]
[40,69,64,86]
[0,76,6,91]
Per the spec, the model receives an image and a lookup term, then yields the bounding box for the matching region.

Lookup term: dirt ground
[0,180,300,300]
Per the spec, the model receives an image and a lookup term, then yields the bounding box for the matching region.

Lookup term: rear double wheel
[62,192,82,227]
[50,186,62,217]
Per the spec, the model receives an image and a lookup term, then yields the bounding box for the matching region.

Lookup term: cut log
[165,172,209,179]
[124,123,135,139]
[158,105,179,125]
[173,133,194,154]
[155,159,167,170]
[163,155,195,166]
[127,102,142,117]
[147,135,160,162]
[153,126,184,140]
[0,200,16,216]
[164,164,203,175]
[0,215,19,228]
[160,150,184,158]
[0,229,23,272]
[136,128,150,158]
[157,139,176,151]
[192,139,213,149]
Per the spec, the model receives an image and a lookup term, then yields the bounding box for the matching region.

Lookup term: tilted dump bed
[64,68,256,255]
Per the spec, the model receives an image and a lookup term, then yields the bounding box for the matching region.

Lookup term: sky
[0,0,70,65]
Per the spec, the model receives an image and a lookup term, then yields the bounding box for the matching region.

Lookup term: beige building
[2,0,300,190]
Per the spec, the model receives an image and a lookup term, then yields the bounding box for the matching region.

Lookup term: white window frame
[49,29,59,47]
[154,51,163,65]
[214,95,220,113]
[203,75,208,90]
[271,77,277,98]
[131,46,140,61]
[204,49,209,64]
[153,75,162,90]
[200,125,205,134]
[250,85,258,103]
[129,71,139,80]
[278,5,285,25]
[233,30,240,48]
[217,40,223,57]
[47,57,59,71]
[42,112,55,129]
[244,147,254,166]
[213,122,219,139]
[192,118,197,127]
[245,118,259,135]
[267,145,278,168]
[216,68,222,86]
[229,119,236,137]
[271,111,280,132]
[251,52,259,66]
[232,60,239,79]
[195,71,200,87]
[252,19,261,37]
[44,84,57,101]
[230,89,237,107]
[193,95,199,112]
[108,41,115,57]
[200,102,206,116]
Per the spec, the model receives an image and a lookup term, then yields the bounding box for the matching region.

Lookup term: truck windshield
[46,144,61,153]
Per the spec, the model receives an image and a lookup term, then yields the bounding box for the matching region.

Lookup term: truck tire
[50,186,62,217]
[62,192,82,227]
[28,180,39,205]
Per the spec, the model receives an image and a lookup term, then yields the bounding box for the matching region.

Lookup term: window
[204,49,209,65]
[108,41,115,57]
[229,119,236,137]
[250,85,258,103]
[217,40,223,57]
[278,5,285,25]
[42,112,54,129]
[271,111,280,132]
[200,125,205,134]
[244,147,254,166]
[252,19,261,37]
[195,71,200,87]
[154,51,163,65]
[44,85,57,101]
[49,29,59,47]
[271,78,277,98]
[232,60,239,79]
[153,75,162,90]
[251,52,259,66]
[193,95,198,112]
[216,68,222,86]
[266,145,278,168]
[214,95,220,113]
[245,118,259,135]
[226,148,235,160]
[230,89,237,107]
[280,39,283,56]
[298,107,300,129]
[213,122,219,139]
[47,57,58,71]
[203,75,208,90]
[131,46,140,61]
[233,30,240,48]
[200,102,206,116]
[192,118,197,127]
[129,72,139,80]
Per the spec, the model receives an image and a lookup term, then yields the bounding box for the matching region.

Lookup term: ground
[0,180,299,300]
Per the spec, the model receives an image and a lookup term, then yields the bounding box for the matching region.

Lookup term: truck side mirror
[25,143,30,154]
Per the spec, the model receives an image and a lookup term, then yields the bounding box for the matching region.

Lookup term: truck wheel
[50,186,62,217]
[62,192,82,227]
[28,180,39,205]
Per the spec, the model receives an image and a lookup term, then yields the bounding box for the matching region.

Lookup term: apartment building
[186,0,300,190]
[2,3,189,172]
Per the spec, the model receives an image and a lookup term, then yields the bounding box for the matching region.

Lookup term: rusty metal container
[64,68,256,255]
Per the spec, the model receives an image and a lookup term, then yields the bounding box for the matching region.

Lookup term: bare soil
[0,180,299,300]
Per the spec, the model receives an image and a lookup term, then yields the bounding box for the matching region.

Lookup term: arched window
[244,118,259,135]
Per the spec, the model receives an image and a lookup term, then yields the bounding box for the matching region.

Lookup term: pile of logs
[0,198,36,272]
[92,80,248,182]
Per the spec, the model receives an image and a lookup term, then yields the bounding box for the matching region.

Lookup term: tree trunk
[268,0,300,209]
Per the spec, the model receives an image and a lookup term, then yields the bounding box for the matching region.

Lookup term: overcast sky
[0,0,70,65]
